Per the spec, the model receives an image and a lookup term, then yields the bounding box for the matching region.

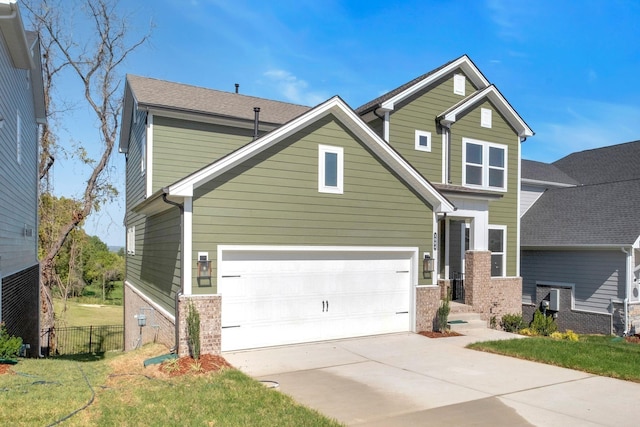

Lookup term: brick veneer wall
[415,285,440,332]
[465,251,522,321]
[124,283,176,351]
[177,295,221,357]
[523,286,612,335]
[1,264,40,357]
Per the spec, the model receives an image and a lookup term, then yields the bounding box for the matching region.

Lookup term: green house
[119,55,533,354]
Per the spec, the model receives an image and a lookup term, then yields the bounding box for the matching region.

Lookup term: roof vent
[235,83,239,94]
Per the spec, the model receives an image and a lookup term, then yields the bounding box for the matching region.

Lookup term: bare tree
[24,0,151,329]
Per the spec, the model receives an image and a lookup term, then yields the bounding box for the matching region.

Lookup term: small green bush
[0,323,23,359]
[437,296,450,332]
[529,309,557,336]
[186,302,201,360]
[501,313,525,333]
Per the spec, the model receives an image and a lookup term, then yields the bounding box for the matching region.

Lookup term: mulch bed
[161,354,234,377]
[418,330,463,338]
[625,335,640,344]
[0,364,13,375]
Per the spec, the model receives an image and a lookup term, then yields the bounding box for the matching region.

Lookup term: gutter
[162,194,184,352]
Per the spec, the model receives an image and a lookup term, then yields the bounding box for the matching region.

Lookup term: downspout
[372,107,389,142]
[162,193,184,352]
[622,247,631,335]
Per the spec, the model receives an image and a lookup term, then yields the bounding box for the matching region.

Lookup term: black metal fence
[41,325,124,357]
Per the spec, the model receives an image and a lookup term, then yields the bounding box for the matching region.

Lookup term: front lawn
[0,344,341,426]
[468,335,640,382]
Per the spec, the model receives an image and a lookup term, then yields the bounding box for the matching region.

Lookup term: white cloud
[263,69,327,106]
[523,99,640,162]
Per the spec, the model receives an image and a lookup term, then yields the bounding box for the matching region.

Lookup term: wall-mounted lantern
[423,253,434,279]
[198,253,211,279]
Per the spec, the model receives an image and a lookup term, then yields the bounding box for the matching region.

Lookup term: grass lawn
[468,335,640,382]
[54,298,123,327]
[0,344,342,427]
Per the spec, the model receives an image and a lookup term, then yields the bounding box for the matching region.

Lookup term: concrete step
[448,301,475,314]
[447,311,487,331]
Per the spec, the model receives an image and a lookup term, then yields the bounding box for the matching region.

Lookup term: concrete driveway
[224,330,640,426]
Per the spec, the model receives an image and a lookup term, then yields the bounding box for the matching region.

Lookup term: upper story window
[481,108,492,128]
[453,74,466,96]
[489,226,506,277]
[463,138,507,191]
[414,130,431,152]
[318,144,343,194]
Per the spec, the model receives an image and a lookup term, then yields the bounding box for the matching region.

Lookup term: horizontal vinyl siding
[152,116,254,192]
[521,250,625,313]
[388,71,467,183]
[0,33,39,275]
[125,208,181,314]
[451,100,520,276]
[520,184,545,216]
[193,114,434,292]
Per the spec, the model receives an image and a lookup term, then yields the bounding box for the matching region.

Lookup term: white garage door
[219,247,416,351]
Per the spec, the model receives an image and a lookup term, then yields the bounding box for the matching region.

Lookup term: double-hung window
[318,145,343,194]
[488,226,506,277]
[462,138,507,191]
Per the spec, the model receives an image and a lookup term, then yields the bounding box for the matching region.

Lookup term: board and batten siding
[0,34,39,276]
[448,100,520,277]
[521,250,625,313]
[387,69,475,184]
[191,114,435,292]
[152,116,254,192]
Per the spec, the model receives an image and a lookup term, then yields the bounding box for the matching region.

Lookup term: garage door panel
[220,249,414,351]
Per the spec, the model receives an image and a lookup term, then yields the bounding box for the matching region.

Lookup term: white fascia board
[521,178,576,188]
[440,86,534,138]
[0,0,33,69]
[166,96,455,213]
[380,55,489,112]
[633,235,640,249]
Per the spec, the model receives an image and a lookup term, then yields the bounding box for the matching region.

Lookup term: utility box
[549,289,560,311]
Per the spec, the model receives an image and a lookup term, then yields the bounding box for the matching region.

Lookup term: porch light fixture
[197,257,212,279]
[423,253,434,278]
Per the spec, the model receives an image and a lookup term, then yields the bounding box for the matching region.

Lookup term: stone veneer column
[177,295,221,357]
[415,285,440,332]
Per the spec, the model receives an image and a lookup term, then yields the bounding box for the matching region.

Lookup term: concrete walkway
[224,329,640,426]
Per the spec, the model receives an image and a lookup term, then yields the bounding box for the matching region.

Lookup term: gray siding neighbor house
[0,0,46,355]
[119,55,533,355]
[521,141,640,335]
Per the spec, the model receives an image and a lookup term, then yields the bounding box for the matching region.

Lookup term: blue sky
[46,0,640,246]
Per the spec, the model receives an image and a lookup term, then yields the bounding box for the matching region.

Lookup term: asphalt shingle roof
[552,140,640,185]
[521,159,578,185]
[521,179,640,246]
[127,74,311,125]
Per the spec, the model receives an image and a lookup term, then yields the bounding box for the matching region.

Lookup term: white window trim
[462,137,508,191]
[127,226,136,255]
[481,108,492,128]
[453,74,466,96]
[318,144,344,194]
[489,225,506,277]
[414,130,432,152]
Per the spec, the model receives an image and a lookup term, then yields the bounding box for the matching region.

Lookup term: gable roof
[135,96,455,216]
[438,85,534,138]
[521,160,578,186]
[119,75,311,153]
[521,179,640,247]
[552,140,640,185]
[355,54,490,115]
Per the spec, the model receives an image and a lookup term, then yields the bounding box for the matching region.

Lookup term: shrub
[550,330,579,342]
[437,296,450,332]
[186,302,201,360]
[529,309,557,336]
[0,323,23,359]
[519,328,535,336]
[501,313,525,333]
